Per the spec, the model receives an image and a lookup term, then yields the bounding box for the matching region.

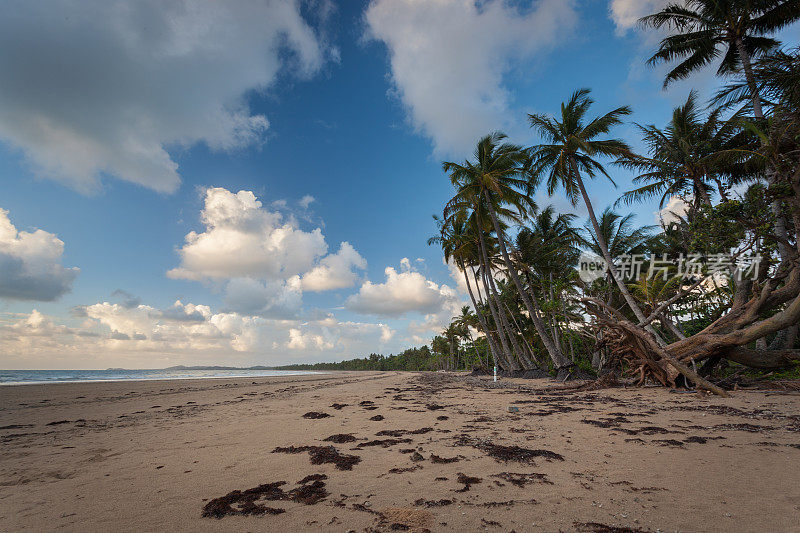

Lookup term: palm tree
[617,91,751,211]
[444,132,571,370]
[429,212,503,366]
[527,89,658,338]
[640,0,800,118]
[584,209,654,261]
[453,305,483,368]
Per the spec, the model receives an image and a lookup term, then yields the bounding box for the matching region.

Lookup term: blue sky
[0,0,797,369]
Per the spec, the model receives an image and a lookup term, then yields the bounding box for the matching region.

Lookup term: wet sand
[1,371,799,532]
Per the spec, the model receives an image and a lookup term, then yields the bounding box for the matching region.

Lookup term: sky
[1,0,797,369]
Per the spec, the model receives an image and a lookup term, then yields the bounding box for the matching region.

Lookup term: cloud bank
[1,301,395,369]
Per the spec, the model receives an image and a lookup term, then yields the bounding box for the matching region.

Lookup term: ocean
[0,368,323,386]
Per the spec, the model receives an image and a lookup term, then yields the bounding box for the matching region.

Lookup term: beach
[1,371,799,532]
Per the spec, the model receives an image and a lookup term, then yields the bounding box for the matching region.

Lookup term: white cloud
[168,187,366,316]
[608,0,668,35]
[446,258,470,294]
[298,195,316,209]
[346,259,459,317]
[301,242,367,292]
[168,187,329,281]
[364,0,577,155]
[0,208,79,301]
[0,1,332,193]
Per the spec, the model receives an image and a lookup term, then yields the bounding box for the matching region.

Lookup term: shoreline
[2,371,799,532]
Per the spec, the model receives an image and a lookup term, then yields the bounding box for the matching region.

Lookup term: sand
[1,371,799,532]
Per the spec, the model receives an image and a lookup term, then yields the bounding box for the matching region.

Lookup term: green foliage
[274,346,446,372]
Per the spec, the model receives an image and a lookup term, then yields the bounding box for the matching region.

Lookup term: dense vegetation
[274,346,443,371]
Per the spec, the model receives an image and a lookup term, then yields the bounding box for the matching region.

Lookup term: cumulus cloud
[364,0,577,155]
[0,208,78,301]
[346,259,459,317]
[168,187,366,316]
[168,188,328,281]
[302,242,367,292]
[0,1,332,192]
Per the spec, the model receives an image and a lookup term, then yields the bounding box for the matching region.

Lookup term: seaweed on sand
[323,433,357,443]
[455,472,482,492]
[272,445,361,470]
[202,477,329,518]
[302,412,331,419]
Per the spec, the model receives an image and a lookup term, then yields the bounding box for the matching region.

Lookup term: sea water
[0,368,323,385]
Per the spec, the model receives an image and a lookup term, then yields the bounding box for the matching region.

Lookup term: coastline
[2,371,799,532]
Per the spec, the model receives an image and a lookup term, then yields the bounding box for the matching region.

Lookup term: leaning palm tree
[640,0,800,118]
[443,132,572,371]
[429,212,503,365]
[527,89,658,337]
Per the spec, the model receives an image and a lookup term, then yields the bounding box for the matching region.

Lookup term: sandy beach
[1,371,799,532]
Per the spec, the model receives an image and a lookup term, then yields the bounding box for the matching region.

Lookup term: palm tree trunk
[494,295,527,370]
[503,301,537,369]
[561,297,576,362]
[475,226,517,371]
[508,300,539,368]
[484,193,571,368]
[482,270,517,371]
[460,259,499,367]
[734,37,763,119]
[735,37,792,264]
[573,170,666,346]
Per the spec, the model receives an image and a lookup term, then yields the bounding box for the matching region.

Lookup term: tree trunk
[734,37,763,119]
[475,225,517,370]
[735,36,792,264]
[503,302,538,369]
[484,193,571,368]
[459,259,498,366]
[573,170,665,346]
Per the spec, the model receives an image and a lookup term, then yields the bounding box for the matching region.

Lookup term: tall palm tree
[444,132,571,370]
[617,91,751,210]
[640,0,800,118]
[428,212,503,365]
[527,89,658,338]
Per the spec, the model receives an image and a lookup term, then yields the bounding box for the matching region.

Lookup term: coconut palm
[444,132,571,370]
[453,305,483,368]
[527,89,658,337]
[640,0,800,118]
[429,212,503,365]
[584,209,655,261]
[617,91,752,210]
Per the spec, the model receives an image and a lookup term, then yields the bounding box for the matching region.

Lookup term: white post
[493,365,497,382]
